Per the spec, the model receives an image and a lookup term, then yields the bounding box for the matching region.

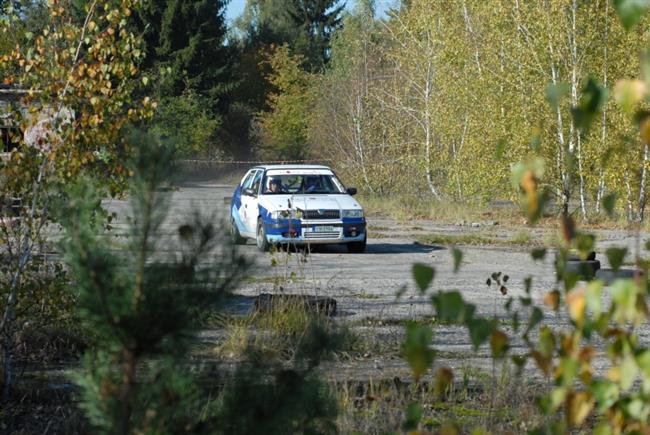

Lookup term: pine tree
[56,129,249,433]
[134,0,234,109]
[130,0,234,157]
[234,0,300,48]
[289,0,345,71]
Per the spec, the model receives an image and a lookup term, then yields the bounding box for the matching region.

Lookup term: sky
[225,0,396,23]
[225,0,246,22]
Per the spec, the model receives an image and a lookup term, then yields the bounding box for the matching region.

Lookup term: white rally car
[230,165,366,252]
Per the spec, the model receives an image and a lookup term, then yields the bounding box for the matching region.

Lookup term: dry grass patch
[358,194,523,226]
[215,298,356,362]
[334,364,546,433]
[415,229,549,248]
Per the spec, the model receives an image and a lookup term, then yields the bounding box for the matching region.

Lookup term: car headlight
[342,209,364,218]
[270,210,290,219]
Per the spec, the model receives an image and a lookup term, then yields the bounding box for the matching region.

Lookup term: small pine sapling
[57,129,249,434]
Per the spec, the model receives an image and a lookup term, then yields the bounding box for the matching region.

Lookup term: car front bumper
[264,219,366,245]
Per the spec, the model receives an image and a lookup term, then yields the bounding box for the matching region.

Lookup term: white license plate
[306,226,337,233]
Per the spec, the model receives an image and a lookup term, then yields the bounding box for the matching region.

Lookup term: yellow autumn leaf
[608,366,621,382]
[532,350,553,375]
[579,362,593,384]
[566,391,594,426]
[566,287,586,326]
[490,330,508,358]
[543,290,560,310]
[614,79,647,114]
[560,332,580,357]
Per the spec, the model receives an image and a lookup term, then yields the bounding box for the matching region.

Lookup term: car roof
[251,164,333,171]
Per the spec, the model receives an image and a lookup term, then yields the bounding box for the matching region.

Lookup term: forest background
[2,0,642,222]
[58,0,648,223]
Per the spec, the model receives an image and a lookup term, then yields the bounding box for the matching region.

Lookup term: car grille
[304,231,341,240]
[302,209,340,220]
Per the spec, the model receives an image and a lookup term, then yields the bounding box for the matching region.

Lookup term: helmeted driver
[268,178,282,193]
[303,176,320,193]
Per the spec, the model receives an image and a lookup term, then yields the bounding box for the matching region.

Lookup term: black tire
[567,251,596,261]
[256,217,270,252]
[564,260,601,280]
[347,234,367,253]
[231,217,246,245]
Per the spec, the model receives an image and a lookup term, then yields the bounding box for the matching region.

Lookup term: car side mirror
[243,187,255,196]
[346,187,357,196]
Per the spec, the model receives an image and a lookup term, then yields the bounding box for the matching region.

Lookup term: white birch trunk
[551,63,570,215]
[462,0,482,76]
[595,0,609,214]
[638,143,649,222]
[422,30,441,200]
[625,168,634,221]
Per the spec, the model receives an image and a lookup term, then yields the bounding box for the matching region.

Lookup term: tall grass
[334,363,546,433]
[215,298,354,362]
[358,193,650,231]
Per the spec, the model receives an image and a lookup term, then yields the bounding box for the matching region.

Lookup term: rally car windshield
[263,174,346,194]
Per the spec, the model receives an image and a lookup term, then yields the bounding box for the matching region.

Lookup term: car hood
[259,194,362,213]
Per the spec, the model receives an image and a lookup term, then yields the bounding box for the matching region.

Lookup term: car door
[233,169,256,236]
[240,169,262,235]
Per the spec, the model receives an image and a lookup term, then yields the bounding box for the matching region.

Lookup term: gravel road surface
[104,180,650,380]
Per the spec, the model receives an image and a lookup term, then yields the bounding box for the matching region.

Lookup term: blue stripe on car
[259,204,272,223]
[258,204,301,235]
[342,217,365,224]
[231,204,249,233]
[232,185,242,209]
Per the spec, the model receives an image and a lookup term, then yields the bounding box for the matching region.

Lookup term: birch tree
[311,0,379,192]
[380,2,448,200]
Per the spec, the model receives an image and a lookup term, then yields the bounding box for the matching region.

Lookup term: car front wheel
[231,217,246,245]
[256,217,270,252]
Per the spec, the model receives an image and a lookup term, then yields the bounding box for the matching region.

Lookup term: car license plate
[306,226,336,232]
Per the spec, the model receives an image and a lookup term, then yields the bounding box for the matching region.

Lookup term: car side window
[241,170,256,189]
[250,170,263,195]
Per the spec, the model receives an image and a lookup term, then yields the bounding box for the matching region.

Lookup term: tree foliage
[308,0,650,220]
[57,130,249,433]
[134,0,232,102]
[236,0,344,70]
[310,0,388,193]
[396,5,650,432]
[229,0,345,160]
[288,0,345,71]
[256,44,314,161]
[132,0,233,157]
[151,90,221,158]
[0,0,151,400]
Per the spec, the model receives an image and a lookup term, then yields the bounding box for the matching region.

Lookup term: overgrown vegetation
[7,0,650,433]
[335,367,546,433]
[53,130,349,434]
[0,0,151,402]
[394,6,650,426]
